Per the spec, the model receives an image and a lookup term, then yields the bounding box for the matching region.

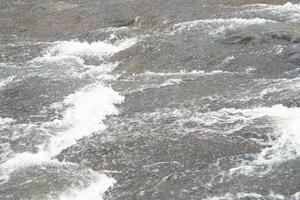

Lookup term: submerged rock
[269,22,300,43]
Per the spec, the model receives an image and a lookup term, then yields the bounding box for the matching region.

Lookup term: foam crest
[121,70,227,94]
[0,84,124,177]
[45,38,137,57]
[138,70,226,77]
[0,152,59,180]
[57,174,116,200]
[244,2,300,22]
[0,76,16,88]
[44,84,124,156]
[204,191,285,200]
[293,192,300,200]
[173,18,274,34]
[0,117,14,126]
[0,37,137,179]
[227,105,300,175]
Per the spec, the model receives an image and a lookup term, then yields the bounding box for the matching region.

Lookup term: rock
[269,22,300,43]
[110,17,137,27]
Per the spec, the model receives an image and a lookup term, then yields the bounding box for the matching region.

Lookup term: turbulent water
[1,1,300,200]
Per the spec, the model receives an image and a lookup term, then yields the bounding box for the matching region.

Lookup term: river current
[1,1,300,200]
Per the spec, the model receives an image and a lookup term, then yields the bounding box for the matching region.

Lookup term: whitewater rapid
[0,37,137,199]
[1,1,300,199]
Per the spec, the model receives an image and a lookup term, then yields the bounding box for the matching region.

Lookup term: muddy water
[1,1,300,200]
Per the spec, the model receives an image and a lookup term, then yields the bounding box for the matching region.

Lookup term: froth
[244,2,300,22]
[0,117,14,126]
[44,84,124,156]
[173,18,274,34]
[204,191,285,200]
[139,70,226,76]
[57,173,116,200]
[0,76,16,88]
[45,38,137,58]
[228,105,300,175]
[0,152,59,181]
[0,84,124,177]
[1,37,137,179]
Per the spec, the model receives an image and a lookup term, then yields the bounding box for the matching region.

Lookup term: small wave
[41,38,137,58]
[138,104,300,176]
[44,84,124,156]
[204,191,285,200]
[30,38,137,80]
[227,105,300,175]
[0,76,16,88]
[120,70,227,94]
[0,37,138,199]
[31,38,137,68]
[137,70,226,77]
[173,18,274,35]
[243,2,300,22]
[0,83,124,180]
[0,117,14,126]
[293,192,300,200]
[56,173,116,200]
[125,78,183,94]
[258,77,300,98]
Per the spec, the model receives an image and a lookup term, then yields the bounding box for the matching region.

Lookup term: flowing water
[1,1,300,200]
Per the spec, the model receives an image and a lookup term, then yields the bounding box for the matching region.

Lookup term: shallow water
[1,1,300,200]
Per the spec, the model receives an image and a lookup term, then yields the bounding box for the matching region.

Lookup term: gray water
[1,1,300,200]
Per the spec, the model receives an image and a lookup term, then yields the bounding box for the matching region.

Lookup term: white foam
[222,56,235,64]
[159,78,183,87]
[57,173,116,200]
[293,192,300,200]
[43,38,137,58]
[1,37,137,180]
[44,84,124,156]
[0,83,124,179]
[138,70,226,77]
[226,105,300,175]
[31,38,137,80]
[137,105,263,135]
[0,37,137,200]
[146,104,300,176]
[0,117,14,126]
[0,152,59,180]
[0,76,15,88]
[259,77,300,98]
[244,2,300,22]
[204,191,285,200]
[173,18,274,35]
[122,70,227,94]
[125,78,183,94]
[31,38,137,65]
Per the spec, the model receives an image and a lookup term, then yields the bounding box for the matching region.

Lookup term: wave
[217,105,300,177]
[119,70,228,94]
[0,117,14,126]
[40,38,137,58]
[0,76,16,88]
[243,2,300,22]
[173,18,275,35]
[136,70,227,77]
[204,191,286,200]
[0,37,137,199]
[56,172,116,200]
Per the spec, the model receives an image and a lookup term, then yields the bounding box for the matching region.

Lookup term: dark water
[1,1,300,200]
